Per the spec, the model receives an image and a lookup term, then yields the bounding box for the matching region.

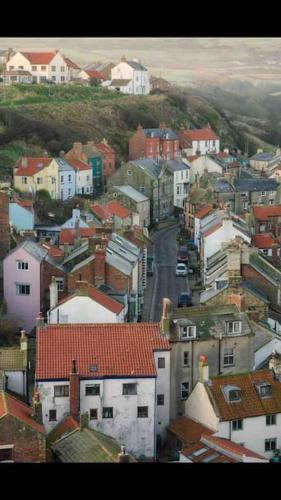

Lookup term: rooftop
[104,201,131,219]
[235,178,278,192]
[168,416,214,444]
[36,323,170,380]
[252,205,281,221]
[252,233,275,249]
[52,284,124,315]
[59,227,96,246]
[209,369,281,421]
[142,128,178,141]
[127,60,147,71]
[15,157,51,177]
[129,159,161,179]
[20,51,57,64]
[165,160,189,172]
[250,152,274,161]
[114,185,149,202]
[194,205,213,220]
[182,128,219,142]
[0,346,27,371]
[0,391,45,434]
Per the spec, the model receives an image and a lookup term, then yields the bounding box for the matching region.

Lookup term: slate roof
[111,232,140,257]
[110,79,131,87]
[54,158,75,172]
[250,152,274,161]
[165,160,189,172]
[143,128,178,140]
[50,427,128,463]
[0,392,45,434]
[209,369,281,421]
[129,159,161,179]
[107,240,138,264]
[0,347,26,371]
[6,240,48,263]
[105,249,133,276]
[35,323,170,380]
[213,179,234,193]
[235,178,278,192]
[127,60,147,71]
[69,254,95,273]
[114,185,149,202]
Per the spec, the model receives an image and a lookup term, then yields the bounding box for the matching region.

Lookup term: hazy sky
[0,38,279,84]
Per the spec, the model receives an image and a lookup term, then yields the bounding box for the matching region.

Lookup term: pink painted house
[3,240,65,333]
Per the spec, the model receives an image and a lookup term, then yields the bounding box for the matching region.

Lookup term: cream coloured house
[13,157,59,199]
[6,50,75,84]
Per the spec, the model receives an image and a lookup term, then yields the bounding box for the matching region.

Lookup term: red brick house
[96,139,116,186]
[129,123,179,161]
[0,391,46,462]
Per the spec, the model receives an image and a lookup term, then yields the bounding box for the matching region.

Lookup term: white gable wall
[184,382,219,431]
[48,295,125,324]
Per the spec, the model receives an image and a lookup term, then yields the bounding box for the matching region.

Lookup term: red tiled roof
[63,56,80,70]
[36,323,170,380]
[15,199,33,208]
[55,284,124,314]
[21,51,56,64]
[203,222,222,238]
[252,233,275,249]
[168,416,214,444]
[201,434,266,460]
[0,392,45,434]
[104,201,131,219]
[184,128,219,142]
[59,227,96,245]
[85,70,104,79]
[209,369,281,421]
[90,204,112,221]
[48,415,79,444]
[181,441,236,463]
[41,243,64,258]
[15,157,51,177]
[252,205,281,221]
[67,159,90,172]
[96,142,115,155]
[194,204,213,220]
[185,155,200,162]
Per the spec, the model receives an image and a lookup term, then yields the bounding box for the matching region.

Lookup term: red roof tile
[15,199,33,208]
[36,323,170,380]
[59,227,96,245]
[181,441,236,463]
[201,434,266,460]
[85,70,104,79]
[209,370,281,421]
[90,204,112,221]
[96,142,115,155]
[252,205,281,221]
[21,51,56,64]
[184,128,219,142]
[104,201,131,219]
[185,155,200,162]
[66,159,90,172]
[194,204,213,220]
[41,243,64,258]
[252,233,275,249]
[203,222,222,237]
[15,157,51,177]
[168,416,214,444]
[63,56,80,70]
[48,415,79,444]
[0,392,45,434]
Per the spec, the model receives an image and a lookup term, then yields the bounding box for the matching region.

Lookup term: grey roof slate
[143,128,178,140]
[63,240,89,265]
[250,152,274,161]
[166,160,189,172]
[111,233,140,257]
[213,179,234,193]
[108,240,138,264]
[105,249,133,276]
[20,240,48,262]
[241,281,269,303]
[54,158,75,172]
[114,185,149,202]
[127,60,147,71]
[235,178,278,192]
[110,79,131,87]
[129,159,161,179]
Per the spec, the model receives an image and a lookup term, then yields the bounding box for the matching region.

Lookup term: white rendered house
[6,50,72,84]
[109,56,149,95]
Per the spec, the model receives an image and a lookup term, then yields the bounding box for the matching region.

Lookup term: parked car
[176,263,188,276]
[178,292,192,307]
[177,245,188,263]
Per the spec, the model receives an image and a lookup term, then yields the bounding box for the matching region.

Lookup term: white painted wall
[174,169,190,208]
[194,211,217,249]
[111,62,149,95]
[184,382,219,431]
[188,155,222,183]
[58,168,76,201]
[154,351,170,442]
[255,336,281,368]
[216,415,281,459]
[75,169,93,195]
[38,377,157,458]
[48,295,125,324]
[190,139,220,156]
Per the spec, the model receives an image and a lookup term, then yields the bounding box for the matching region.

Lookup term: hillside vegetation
[0,83,279,177]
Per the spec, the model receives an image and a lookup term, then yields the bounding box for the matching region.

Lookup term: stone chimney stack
[227,292,245,312]
[32,391,43,424]
[118,445,130,463]
[36,312,45,329]
[198,355,209,383]
[73,142,83,159]
[49,276,58,310]
[160,298,172,336]
[94,247,106,286]
[21,157,28,168]
[269,351,281,381]
[20,330,28,352]
[6,48,13,63]
[69,359,80,421]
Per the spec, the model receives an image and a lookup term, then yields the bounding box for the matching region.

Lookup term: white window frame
[22,177,27,184]
[265,438,276,452]
[227,321,242,334]
[266,414,277,426]
[232,419,243,431]
[16,283,30,295]
[17,261,28,271]
[223,348,234,367]
[127,170,132,176]
[55,277,64,291]
[181,325,196,339]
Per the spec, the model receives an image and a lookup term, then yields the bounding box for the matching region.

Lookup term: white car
[176,263,187,276]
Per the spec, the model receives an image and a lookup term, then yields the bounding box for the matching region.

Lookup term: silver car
[176,263,187,276]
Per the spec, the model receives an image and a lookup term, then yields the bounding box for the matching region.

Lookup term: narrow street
[145,224,191,322]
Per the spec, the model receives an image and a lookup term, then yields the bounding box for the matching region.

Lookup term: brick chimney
[118,445,130,463]
[59,150,65,158]
[227,292,245,312]
[32,391,43,424]
[94,247,105,286]
[198,355,209,383]
[159,122,166,129]
[160,298,172,336]
[6,48,13,63]
[73,142,83,159]
[21,157,28,168]
[49,276,58,310]
[69,359,80,421]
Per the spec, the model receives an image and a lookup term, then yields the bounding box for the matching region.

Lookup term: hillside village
[2,48,281,464]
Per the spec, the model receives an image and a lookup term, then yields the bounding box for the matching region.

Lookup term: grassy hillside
[0,83,278,177]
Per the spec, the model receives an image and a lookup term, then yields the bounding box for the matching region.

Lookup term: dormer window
[226,321,242,334]
[181,325,196,339]
[256,383,272,399]
[223,385,241,403]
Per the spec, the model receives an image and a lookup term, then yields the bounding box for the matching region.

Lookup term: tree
[89,78,99,87]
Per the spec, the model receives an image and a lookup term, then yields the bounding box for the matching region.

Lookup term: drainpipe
[229,421,232,440]
[191,339,194,390]
[218,332,222,375]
